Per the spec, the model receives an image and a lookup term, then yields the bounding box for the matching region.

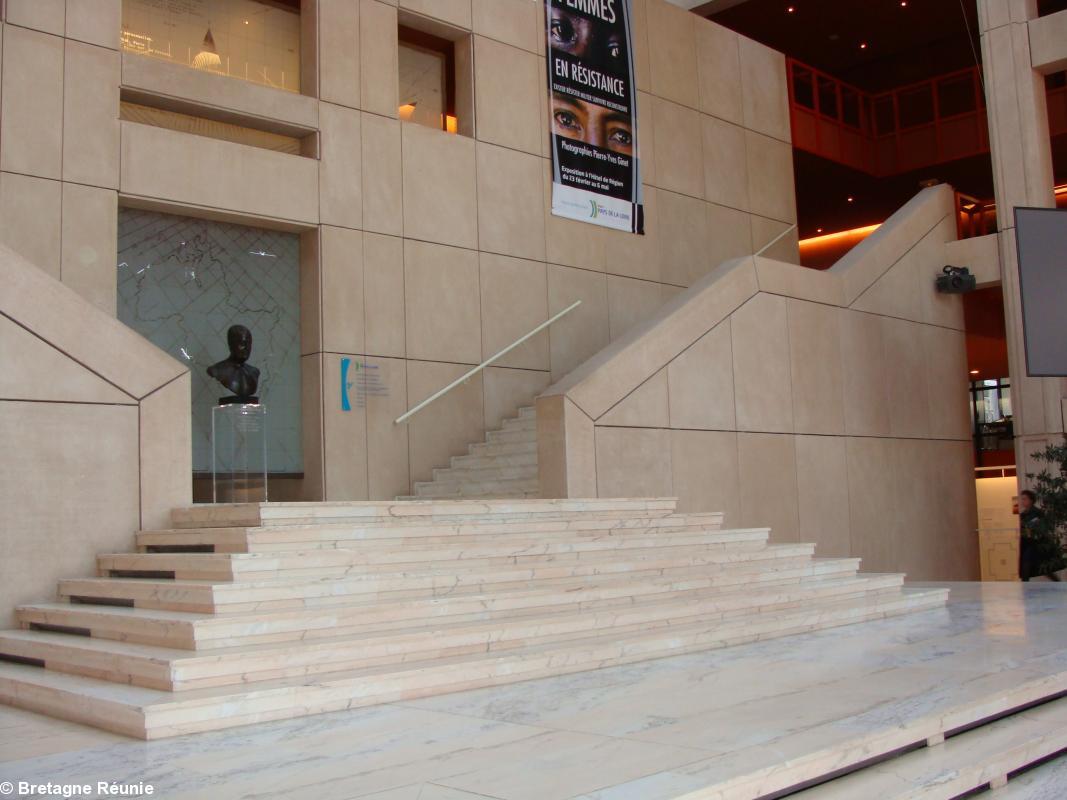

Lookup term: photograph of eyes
[550,7,627,72]
[551,92,634,156]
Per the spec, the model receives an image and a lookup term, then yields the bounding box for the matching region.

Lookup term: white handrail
[394,300,582,425]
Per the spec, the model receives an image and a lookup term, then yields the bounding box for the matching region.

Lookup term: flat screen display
[1014,207,1067,377]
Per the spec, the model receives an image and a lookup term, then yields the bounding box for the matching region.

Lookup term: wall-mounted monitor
[1014,206,1067,377]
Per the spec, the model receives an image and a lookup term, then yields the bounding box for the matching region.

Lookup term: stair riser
[100,542,810,583]
[452,453,537,469]
[171,499,678,529]
[138,595,945,738]
[433,465,537,482]
[136,515,728,553]
[0,586,913,692]
[57,552,830,615]
[21,563,864,650]
[414,480,540,496]
[110,539,773,579]
[485,429,537,444]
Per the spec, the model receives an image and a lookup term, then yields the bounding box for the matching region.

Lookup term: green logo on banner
[590,200,598,219]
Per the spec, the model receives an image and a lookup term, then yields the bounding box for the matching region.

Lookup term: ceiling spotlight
[817,228,824,233]
[860,42,868,49]
[900,1,907,6]
[787,5,795,11]
[970,370,980,375]
[847,196,854,203]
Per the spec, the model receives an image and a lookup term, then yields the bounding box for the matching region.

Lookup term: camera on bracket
[935,265,977,294]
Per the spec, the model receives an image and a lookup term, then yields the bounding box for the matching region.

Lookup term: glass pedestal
[212,403,268,503]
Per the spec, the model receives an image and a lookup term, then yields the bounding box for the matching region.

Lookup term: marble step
[170,498,677,529]
[396,490,539,500]
[432,463,537,482]
[517,406,535,419]
[451,451,537,469]
[413,478,540,497]
[0,578,910,691]
[17,562,870,651]
[57,548,836,614]
[499,416,536,432]
[467,440,537,457]
[136,511,728,553]
[791,694,1067,799]
[95,538,808,583]
[0,588,946,739]
[485,429,537,445]
[106,530,774,578]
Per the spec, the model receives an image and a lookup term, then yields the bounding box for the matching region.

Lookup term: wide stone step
[0,578,909,691]
[413,477,540,496]
[57,548,836,614]
[790,694,1067,799]
[432,463,537,482]
[132,528,766,569]
[96,538,807,582]
[135,511,728,553]
[486,428,537,445]
[452,451,537,469]
[467,440,537,457]
[0,588,946,739]
[19,562,874,651]
[170,498,677,529]
[499,416,536,432]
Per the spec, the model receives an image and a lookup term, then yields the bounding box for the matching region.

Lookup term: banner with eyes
[546,0,644,234]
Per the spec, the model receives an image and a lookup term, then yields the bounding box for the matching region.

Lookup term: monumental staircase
[400,406,539,500]
[0,497,945,739]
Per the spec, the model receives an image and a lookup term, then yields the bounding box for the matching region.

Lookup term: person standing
[1019,489,1047,581]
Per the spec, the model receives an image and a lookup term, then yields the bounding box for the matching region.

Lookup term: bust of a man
[207,324,260,405]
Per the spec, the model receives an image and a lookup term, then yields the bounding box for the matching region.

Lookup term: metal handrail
[394,300,582,425]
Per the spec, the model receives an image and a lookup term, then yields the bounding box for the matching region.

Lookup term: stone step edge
[171,498,680,529]
[0,589,946,739]
[17,570,887,650]
[2,578,908,682]
[787,694,1067,799]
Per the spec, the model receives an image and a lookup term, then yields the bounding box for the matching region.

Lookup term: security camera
[935,266,976,294]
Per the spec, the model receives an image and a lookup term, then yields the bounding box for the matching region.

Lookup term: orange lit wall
[798,224,880,269]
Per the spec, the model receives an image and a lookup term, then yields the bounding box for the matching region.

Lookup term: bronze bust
[207,324,260,405]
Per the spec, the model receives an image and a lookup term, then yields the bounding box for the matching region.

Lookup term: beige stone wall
[0,241,191,625]
[538,186,981,581]
[0,0,798,500]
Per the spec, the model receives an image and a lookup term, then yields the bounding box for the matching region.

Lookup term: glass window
[117,208,303,475]
[398,26,456,132]
[873,95,896,135]
[121,0,301,93]
[841,87,861,128]
[937,73,977,117]
[817,76,839,119]
[897,85,935,128]
[792,64,815,109]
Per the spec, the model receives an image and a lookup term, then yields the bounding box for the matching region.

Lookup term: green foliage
[1026,439,1067,576]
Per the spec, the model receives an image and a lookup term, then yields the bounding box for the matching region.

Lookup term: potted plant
[1026,439,1067,580]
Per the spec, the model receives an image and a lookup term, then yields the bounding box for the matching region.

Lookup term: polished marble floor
[1,582,1066,800]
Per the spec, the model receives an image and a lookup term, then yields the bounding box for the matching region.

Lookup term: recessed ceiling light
[847,196,854,203]
[787,5,795,11]
[860,42,868,49]
[817,228,824,233]
[900,1,907,6]
[970,370,980,375]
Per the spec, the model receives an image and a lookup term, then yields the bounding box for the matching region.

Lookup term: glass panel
[840,87,861,128]
[399,41,447,129]
[117,208,303,475]
[897,85,935,128]
[937,73,977,117]
[873,95,896,135]
[817,76,839,119]
[792,65,815,109]
[121,0,301,93]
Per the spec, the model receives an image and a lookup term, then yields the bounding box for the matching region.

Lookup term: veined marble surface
[1,583,1065,799]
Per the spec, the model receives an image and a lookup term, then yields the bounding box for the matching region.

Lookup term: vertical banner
[546,0,644,234]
